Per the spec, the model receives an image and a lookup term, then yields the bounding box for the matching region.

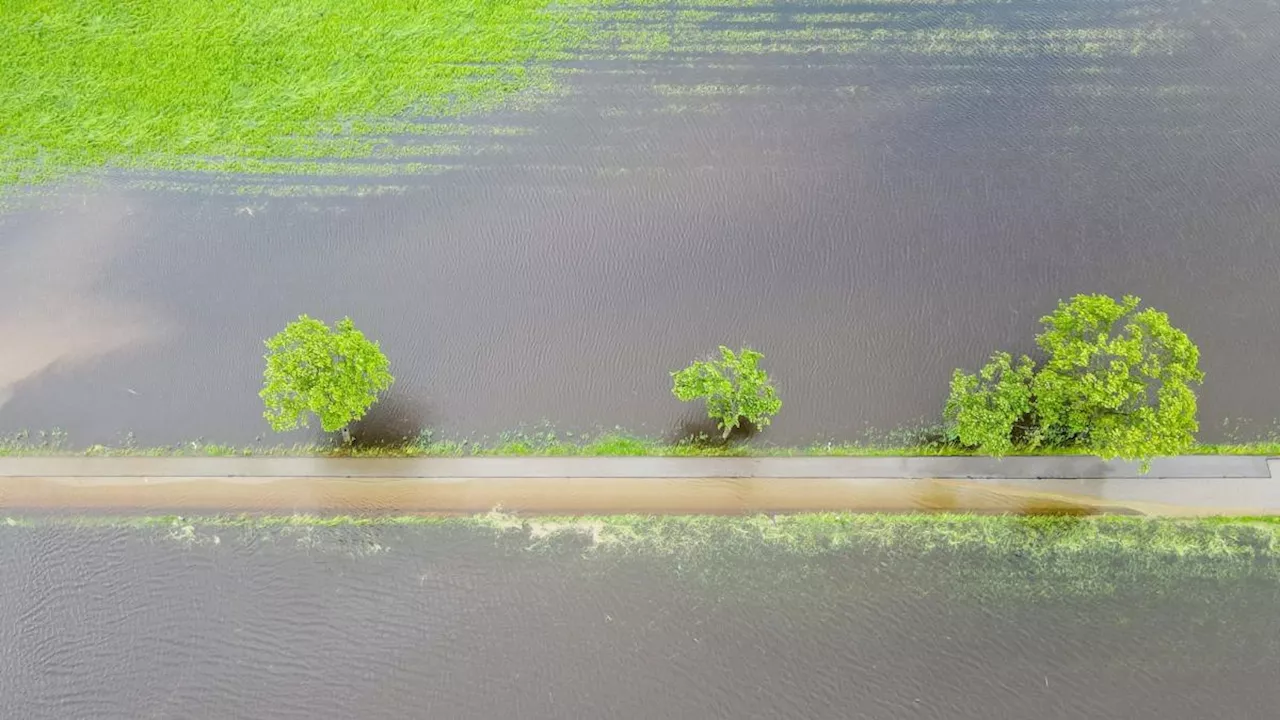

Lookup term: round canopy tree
[260,315,393,437]
[1031,294,1203,465]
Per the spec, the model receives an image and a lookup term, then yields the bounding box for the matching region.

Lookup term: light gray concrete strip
[0,455,1270,479]
[2,475,1278,515]
[973,476,1280,514]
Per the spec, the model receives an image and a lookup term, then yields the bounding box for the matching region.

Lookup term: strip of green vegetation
[1,0,583,189]
[12,513,1280,568]
[8,514,1279,604]
[2,428,1279,458]
[46,510,1279,543]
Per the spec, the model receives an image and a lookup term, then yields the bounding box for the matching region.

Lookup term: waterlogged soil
[1,517,1278,719]
[2,0,1280,446]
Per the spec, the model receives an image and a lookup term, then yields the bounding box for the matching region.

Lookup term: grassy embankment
[2,427,1278,458]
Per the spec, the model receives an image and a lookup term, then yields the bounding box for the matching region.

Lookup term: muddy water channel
[3,0,1280,446]
[1,516,1278,718]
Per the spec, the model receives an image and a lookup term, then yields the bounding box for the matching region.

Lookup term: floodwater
[1,520,1278,719]
[3,0,1280,446]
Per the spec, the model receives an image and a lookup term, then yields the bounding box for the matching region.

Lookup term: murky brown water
[2,0,1280,446]
[1,520,1278,719]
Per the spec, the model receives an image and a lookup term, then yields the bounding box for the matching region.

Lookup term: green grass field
[1,0,582,189]
[2,0,1190,194]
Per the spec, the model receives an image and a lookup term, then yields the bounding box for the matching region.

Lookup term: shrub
[260,316,394,436]
[944,351,1036,457]
[672,346,781,439]
[945,295,1203,468]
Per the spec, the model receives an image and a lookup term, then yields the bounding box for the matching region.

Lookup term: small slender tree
[260,315,393,440]
[672,346,781,439]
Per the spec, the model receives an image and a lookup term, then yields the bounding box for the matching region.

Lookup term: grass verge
[2,428,1278,458]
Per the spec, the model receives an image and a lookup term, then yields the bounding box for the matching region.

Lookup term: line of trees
[258,294,1203,467]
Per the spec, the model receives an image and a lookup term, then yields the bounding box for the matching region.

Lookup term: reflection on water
[1,0,1279,444]
[0,518,1277,719]
[0,195,161,412]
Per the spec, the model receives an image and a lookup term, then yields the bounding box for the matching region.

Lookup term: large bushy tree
[260,315,393,437]
[945,295,1203,468]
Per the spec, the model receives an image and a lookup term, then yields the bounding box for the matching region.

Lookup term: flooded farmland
[2,0,1280,446]
[1,515,1278,719]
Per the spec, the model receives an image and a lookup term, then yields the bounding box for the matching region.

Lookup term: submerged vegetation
[1,0,1193,195]
[8,513,1280,603]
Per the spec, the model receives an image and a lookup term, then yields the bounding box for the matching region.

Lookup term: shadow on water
[344,389,431,449]
[665,411,760,447]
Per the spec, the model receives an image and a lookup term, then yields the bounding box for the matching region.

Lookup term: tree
[672,346,781,439]
[260,315,394,437]
[944,295,1203,469]
[1031,294,1202,466]
[944,351,1037,457]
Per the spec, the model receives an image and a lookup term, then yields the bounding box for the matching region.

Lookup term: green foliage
[944,352,1036,457]
[945,295,1203,468]
[1033,294,1203,465]
[260,316,394,433]
[672,346,781,438]
[0,0,582,190]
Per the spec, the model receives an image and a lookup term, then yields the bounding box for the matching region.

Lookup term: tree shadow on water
[341,390,431,450]
[666,411,759,452]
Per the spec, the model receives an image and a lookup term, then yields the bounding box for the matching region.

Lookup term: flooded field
[2,0,1280,446]
[1,515,1278,718]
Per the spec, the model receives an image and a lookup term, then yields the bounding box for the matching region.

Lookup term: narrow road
[0,456,1275,515]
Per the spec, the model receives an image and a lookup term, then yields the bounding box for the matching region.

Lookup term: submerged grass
[1,0,583,189]
[3,0,1192,195]
[8,513,1280,603]
[13,512,1280,563]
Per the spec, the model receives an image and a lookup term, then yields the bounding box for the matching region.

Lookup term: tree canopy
[672,346,781,439]
[260,315,394,433]
[945,295,1203,468]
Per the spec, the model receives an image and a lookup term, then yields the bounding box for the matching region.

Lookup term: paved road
[0,456,1275,515]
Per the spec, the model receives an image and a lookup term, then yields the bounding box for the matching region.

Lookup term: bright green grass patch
[0,0,584,189]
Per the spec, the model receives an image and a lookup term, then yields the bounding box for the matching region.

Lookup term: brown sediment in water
[0,474,1273,516]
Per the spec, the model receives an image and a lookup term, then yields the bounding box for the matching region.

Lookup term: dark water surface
[2,0,1280,445]
[1,519,1278,719]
